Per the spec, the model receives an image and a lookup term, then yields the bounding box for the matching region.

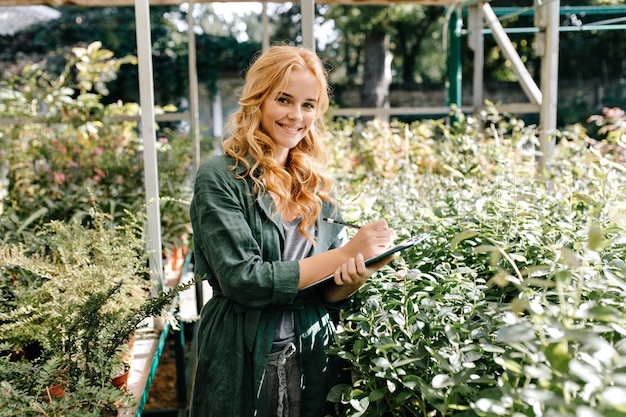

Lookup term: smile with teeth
[278,122,302,132]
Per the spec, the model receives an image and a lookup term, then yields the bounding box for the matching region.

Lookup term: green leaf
[392,357,419,368]
[442,164,466,178]
[572,192,598,206]
[431,374,454,388]
[15,207,49,234]
[588,221,604,251]
[449,230,480,251]
[601,387,626,409]
[326,384,351,402]
[575,406,605,417]
[349,397,370,413]
[500,359,523,374]
[497,322,535,343]
[473,398,509,415]
[474,244,498,254]
[374,357,391,369]
[396,390,414,403]
[368,388,386,402]
[353,338,365,356]
[570,359,601,383]
[481,344,506,354]
[544,340,569,374]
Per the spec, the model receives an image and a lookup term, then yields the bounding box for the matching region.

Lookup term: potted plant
[0,205,194,415]
[0,206,150,347]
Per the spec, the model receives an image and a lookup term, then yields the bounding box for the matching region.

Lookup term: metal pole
[301,0,315,51]
[446,7,462,107]
[262,2,270,51]
[536,0,560,174]
[134,0,163,290]
[187,1,201,174]
[468,4,484,110]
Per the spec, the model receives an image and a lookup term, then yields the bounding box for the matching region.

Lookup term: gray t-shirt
[271,217,313,352]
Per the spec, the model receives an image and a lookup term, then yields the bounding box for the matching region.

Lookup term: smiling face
[260,67,321,166]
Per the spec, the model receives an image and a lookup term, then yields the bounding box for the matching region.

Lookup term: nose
[287,107,302,121]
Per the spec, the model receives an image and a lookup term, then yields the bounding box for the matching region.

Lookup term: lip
[277,122,303,133]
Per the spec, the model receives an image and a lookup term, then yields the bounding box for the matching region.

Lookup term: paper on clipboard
[300,233,429,291]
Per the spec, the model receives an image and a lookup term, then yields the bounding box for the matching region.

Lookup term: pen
[323,217,361,230]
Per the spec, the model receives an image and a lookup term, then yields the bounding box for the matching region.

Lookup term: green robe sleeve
[191,155,300,309]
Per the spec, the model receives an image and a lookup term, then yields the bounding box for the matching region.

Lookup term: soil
[143,328,193,414]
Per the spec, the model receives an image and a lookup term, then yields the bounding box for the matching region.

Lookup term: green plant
[0,227,196,417]
[323,109,626,416]
[0,42,195,250]
[0,41,198,415]
[59,277,195,391]
[0,350,127,417]
[0,206,151,356]
[0,278,194,416]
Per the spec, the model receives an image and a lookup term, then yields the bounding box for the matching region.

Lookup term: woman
[189,45,394,417]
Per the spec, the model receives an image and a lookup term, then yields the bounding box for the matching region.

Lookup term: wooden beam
[482,2,542,106]
[301,0,315,50]
[134,0,164,291]
[537,0,560,174]
[0,0,461,6]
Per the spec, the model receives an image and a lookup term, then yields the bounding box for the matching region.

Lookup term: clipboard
[300,233,429,291]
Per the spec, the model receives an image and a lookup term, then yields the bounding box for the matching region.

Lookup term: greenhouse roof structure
[1,0,462,5]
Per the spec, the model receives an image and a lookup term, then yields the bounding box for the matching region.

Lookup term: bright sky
[209,1,337,47]
[211,2,264,20]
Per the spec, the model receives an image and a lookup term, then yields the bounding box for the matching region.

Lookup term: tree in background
[391,6,446,87]
[270,3,304,44]
[0,6,181,106]
[2,1,625,127]
[321,0,624,125]
[320,4,446,120]
[0,5,261,110]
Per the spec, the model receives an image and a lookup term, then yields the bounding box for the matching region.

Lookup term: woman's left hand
[332,253,393,289]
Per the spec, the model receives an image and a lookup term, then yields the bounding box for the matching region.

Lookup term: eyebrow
[278,92,318,104]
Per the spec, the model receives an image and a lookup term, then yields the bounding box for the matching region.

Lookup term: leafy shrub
[324,109,626,416]
[0,207,150,355]
[0,41,196,250]
[0,41,200,416]
[0,205,196,416]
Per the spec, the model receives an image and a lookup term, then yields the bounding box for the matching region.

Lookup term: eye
[303,102,316,110]
[276,96,290,104]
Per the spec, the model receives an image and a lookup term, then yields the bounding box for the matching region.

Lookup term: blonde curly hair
[222,45,336,241]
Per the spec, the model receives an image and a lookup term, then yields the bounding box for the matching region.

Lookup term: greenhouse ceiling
[0,0,465,5]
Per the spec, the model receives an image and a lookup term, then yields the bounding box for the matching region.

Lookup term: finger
[376,231,395,248]
[333,266,343,286]
[346,256,358,277]
[341,260,353,285]
[370,218,389,230]
[354,253,367,274]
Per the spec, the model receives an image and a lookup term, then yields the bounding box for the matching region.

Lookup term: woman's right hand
[297,219,395,292]
[341,219,395,260]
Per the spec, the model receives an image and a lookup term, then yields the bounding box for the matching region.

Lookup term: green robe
[189,154,350,417]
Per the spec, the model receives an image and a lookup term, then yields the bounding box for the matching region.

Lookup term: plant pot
[43,383,65,402]
[164,244,188,287]
[121,334,136,364]
[111,366,130,390]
